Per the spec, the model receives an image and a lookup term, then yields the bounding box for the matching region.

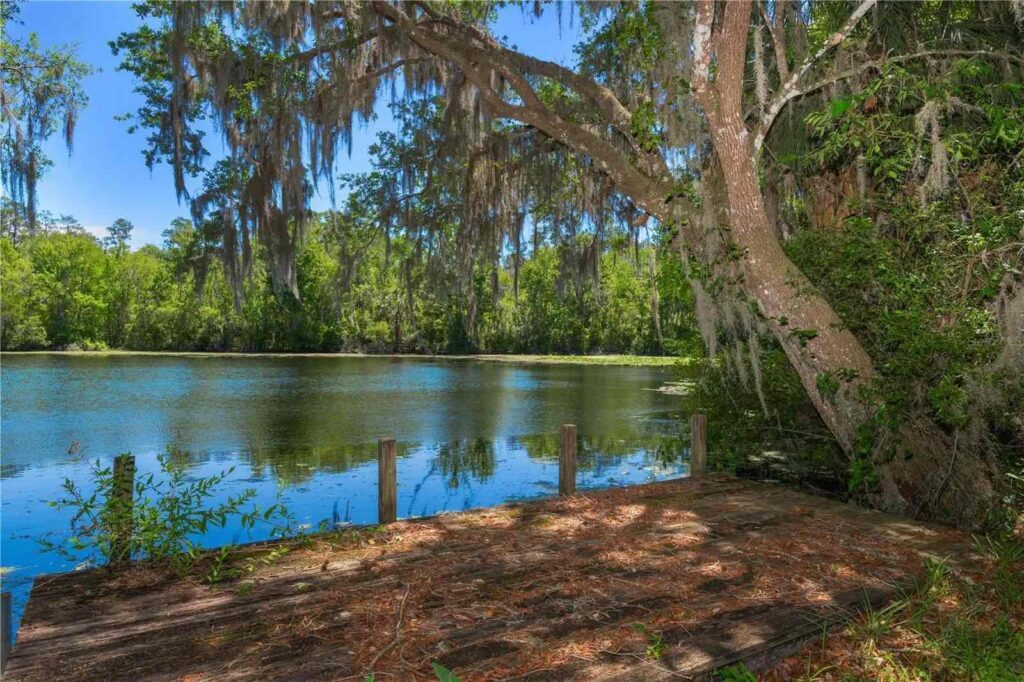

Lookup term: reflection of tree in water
[208,410,689,489]
[651,434,687,467]
[164,444,206,471]
[434,438,496,488]
[516,431,686,476]
[243,442,399,486]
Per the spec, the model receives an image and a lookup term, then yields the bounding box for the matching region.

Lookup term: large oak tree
[113,0,1023,526]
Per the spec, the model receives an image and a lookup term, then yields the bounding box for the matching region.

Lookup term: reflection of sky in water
[0,355,691,632]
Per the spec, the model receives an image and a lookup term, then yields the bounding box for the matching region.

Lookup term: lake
[0,353,692,629]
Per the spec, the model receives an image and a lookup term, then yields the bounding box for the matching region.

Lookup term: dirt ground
[6,476,974,681]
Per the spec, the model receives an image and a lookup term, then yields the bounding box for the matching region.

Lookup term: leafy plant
[716,661,757,681]
[40,451,291,573]
[973,534,1024,608]
[431,662,461,681]
[644,631,667,660]
[858,597,910,644]
[205,544,292,585]
[815,371,840,401]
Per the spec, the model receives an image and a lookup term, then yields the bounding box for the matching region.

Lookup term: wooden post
[559,424,577,496]
[110,454,136,564]
[378,438,397,524]
[690,413,707,477]
[1,591,11,673]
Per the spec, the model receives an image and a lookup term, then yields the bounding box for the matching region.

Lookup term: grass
[0,349,687,367]
[461,353,686,367]
[766,536,1024,681]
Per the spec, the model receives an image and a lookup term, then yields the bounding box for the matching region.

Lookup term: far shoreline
[0,350,689,367]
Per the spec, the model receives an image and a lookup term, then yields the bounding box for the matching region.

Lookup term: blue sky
[9,1,581,247]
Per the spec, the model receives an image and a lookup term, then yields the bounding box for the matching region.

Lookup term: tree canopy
[1,2,92,232]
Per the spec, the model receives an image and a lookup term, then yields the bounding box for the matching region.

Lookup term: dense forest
[3,1,1023,530]
[0,196,688,354]
[0,100,694,354]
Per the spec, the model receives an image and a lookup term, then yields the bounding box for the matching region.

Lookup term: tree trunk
[683,0,1000,525]
[707,113,874,452]
[649,249,664,352]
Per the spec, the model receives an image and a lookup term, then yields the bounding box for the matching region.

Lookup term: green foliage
[0,215,688,355]
[203,544,291,586]
[103,217,133,253]
[790,328,819,348]
[1,15,92,230]
[868,553,1021,680]
[23,231,108,347]
[630,621,668,661]
[716,661,757,681]
[40,452,291,572]
[857,597,911,644]
[0,87,693,356]
[691,341,848,496]
[973,534,1024,610]
[790,550,1024,681]
[630,101,662,152]
[777,55,1024,495]
[815,372,840,402]
[0,236,48,348]
[430,662,461,682]
[644,631,667,660]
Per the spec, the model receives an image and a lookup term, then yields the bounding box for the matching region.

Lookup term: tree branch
[756,0,877,151]
[756,48,1024,151]
[353,58,431,85]
[369,0,672,216]
[412,8,636,139]
[758,0,790,82]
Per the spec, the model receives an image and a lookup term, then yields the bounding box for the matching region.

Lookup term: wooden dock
[4,476,972,681]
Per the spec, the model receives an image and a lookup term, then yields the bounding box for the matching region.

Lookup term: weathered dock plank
[5,476,972,681]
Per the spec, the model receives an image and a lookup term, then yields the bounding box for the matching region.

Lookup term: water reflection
[435,438,497,487]
[234,427,688,488]
[1,354,692,630]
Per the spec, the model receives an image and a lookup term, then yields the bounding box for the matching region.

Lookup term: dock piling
[1,591,10,673]
[690,413,707,477]
[111,454,136,563]
[559,424,577,496]
[378,438,397,523]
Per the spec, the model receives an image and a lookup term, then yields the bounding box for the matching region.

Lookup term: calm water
[0,354,691,630]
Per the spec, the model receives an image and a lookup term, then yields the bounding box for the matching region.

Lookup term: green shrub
[41,451,291,573]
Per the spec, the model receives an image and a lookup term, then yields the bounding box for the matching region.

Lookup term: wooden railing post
[559,424,577,496]
[378,438,397,524]
[1,591,11,673]
[110,454,136,564]
[690,413,707,477]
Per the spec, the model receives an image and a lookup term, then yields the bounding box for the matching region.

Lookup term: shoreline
[0,350,689,367]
